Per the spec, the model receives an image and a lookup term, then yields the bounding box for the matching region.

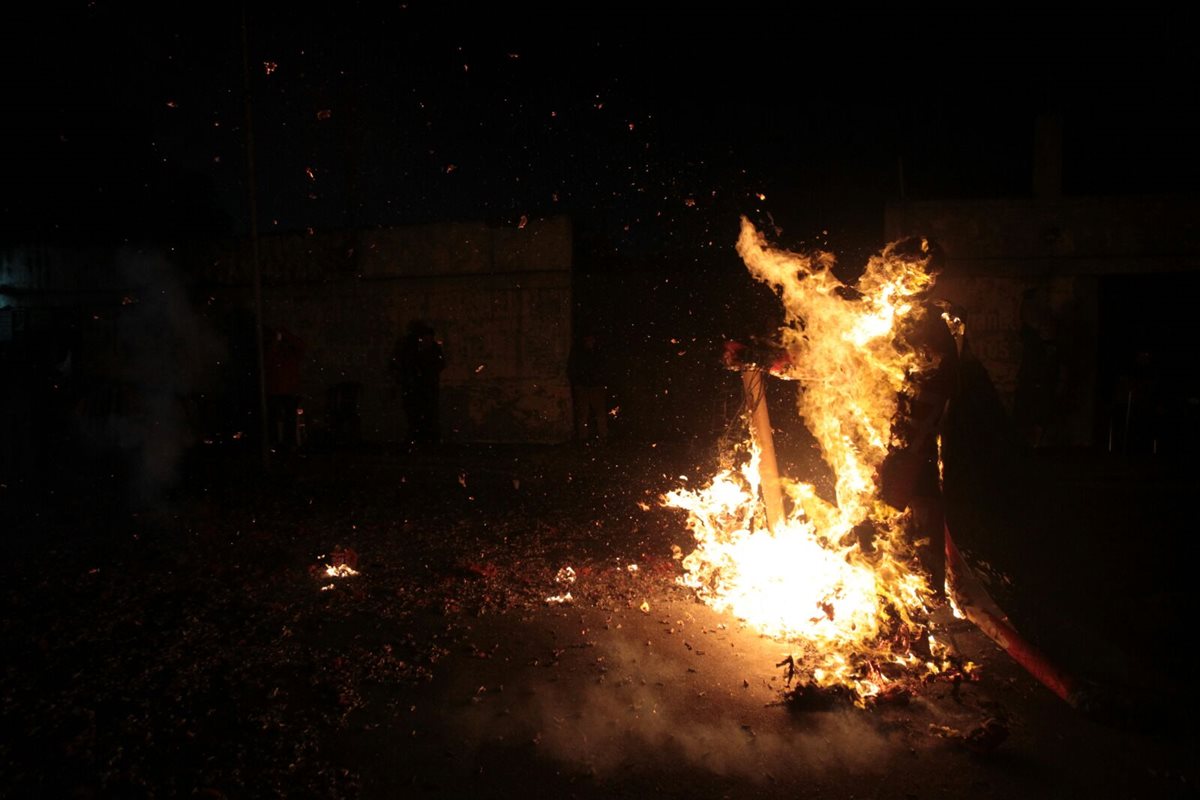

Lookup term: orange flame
[664,217,945,703]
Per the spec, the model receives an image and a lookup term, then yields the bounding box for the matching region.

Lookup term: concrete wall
[886,195,1200,447]
[218,216,574,444]
[1,216,574,446]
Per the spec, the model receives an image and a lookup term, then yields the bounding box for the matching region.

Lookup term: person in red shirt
[264,327,305,452]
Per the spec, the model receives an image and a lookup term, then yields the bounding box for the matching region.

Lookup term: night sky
[6,5,1197,266]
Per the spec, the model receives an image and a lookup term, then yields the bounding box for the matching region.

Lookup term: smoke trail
[110,247,223,506]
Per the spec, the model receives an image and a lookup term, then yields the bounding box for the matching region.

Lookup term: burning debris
[929,717,1010,754]
[549,566,576,604]
[546,565,577,604]
[312,548,360,590]
[664,218,956,706]
[4,417,1191,795]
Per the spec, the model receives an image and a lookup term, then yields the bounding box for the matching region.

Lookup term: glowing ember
[313,548,360,589]
[324,563,359,578]
[546,565,576,604]
[664,217,949,703]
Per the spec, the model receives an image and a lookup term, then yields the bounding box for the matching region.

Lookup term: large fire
[664,217,950,703]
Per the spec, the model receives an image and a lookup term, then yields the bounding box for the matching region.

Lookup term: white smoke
[109,247,223,505]
[439,613,905,786]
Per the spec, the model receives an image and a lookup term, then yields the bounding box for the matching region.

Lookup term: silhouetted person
[1113,349,1160,456]
[1014,287,1060,448]
[264,327,305,452]
[568,328,608,443]
[876,238,959,598]
[393,320,444,446]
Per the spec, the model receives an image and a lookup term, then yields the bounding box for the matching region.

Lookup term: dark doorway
[1095,271,1200,458]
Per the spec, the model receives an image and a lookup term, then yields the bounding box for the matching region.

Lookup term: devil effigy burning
[664,218,1081,710]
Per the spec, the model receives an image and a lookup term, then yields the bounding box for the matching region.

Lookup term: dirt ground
[2,437,1197,799]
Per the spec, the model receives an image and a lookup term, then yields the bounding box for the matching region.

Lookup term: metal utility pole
[241,5,269,468]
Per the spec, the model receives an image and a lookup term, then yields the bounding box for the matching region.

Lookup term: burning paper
[664,217,947,703]
[312,547,360,589]
[546,565,577,604]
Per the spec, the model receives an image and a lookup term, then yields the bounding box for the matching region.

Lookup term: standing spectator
[392,320,445,446]
[875,238,958,599]
[1014,287,1060,448]
[567,326,609,444]
[264,326,305,452]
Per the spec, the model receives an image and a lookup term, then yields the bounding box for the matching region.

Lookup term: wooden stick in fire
[741,368,786,533]
[724,340,788,532]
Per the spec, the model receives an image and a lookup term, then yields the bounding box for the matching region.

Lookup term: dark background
[5,4,1199,480]
[3,8,1199,797]
[6,5,1196,261]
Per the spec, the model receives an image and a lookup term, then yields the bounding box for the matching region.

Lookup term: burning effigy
[664,217,962,705]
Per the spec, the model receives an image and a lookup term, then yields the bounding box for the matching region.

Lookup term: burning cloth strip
[944,523,1086,708]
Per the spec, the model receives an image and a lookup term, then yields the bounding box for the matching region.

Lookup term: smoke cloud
[107,247,223,505]
[442,621,905,787]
